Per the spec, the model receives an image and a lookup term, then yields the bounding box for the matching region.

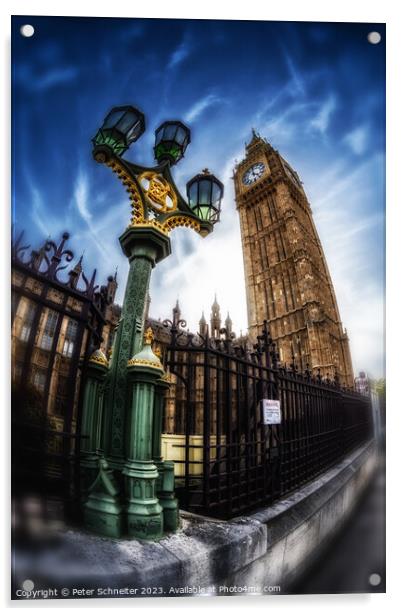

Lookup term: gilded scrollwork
[107,158,144,225]
[105,157,202,237]
[137,171,178,214]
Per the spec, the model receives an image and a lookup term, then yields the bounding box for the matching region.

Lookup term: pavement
[290,451,385,594]
[12,442,377,599]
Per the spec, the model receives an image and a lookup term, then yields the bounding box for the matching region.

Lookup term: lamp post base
[126,507,164,540]
[156,460,180,532]
[158,495,179,532]
[83,458,124,538]
[84,494,124,539]
[123,460,164,540]
[80,452,101,497]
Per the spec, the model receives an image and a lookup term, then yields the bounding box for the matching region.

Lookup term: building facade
[11,230,119,490]
[234,131,354,387]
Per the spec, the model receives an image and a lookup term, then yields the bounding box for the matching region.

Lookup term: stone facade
[11,232,118,437]
[234,131,354,387]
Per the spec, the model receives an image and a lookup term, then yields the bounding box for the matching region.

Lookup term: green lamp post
[80,349,108,492]
[80,105,223,540]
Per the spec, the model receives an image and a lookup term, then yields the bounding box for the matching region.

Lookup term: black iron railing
[163,320,373,519]
[11,422,87,524]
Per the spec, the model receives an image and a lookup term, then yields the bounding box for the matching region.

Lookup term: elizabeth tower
[234,131,354,387]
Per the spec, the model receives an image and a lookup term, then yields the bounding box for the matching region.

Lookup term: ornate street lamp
[92,105,145,158]
[81,105,223,541]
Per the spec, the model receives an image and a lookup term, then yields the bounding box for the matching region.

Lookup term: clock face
[284,163,302,187]
[242,162,265,185]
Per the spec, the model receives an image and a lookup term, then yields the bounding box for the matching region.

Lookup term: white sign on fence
[261,399,281,425]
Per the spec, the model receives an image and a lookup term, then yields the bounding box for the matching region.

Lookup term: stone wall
[12,441,377,599]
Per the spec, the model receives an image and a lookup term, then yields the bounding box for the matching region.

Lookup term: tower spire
[105,269,118,304]
[68,253,84,289]
[225,311,233,336]
[199,310,208,337]
[172,298,181,326]
[246,128,264,150]
[210,295,221,339]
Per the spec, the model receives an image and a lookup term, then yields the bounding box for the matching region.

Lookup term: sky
[11,16,385,378]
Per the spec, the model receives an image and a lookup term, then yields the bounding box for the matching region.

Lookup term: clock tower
[234,130,354,387]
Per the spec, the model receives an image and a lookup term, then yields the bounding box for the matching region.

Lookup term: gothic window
[54,375,69,417]
[260,241,268,270]
[62,318,79,358]
[11,290,20,322]
[279,233,287,260]
[31,368,46,393]
[273,232,281,263]
[39,309,59,351]
[255,205,264,231]
[19,301,36,342]
[267,194,278,222]
[13,362,23,382]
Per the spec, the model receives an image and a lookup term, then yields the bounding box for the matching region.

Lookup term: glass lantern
[186,169,224,224]
[92,105,145,157]
[154,121,191,165]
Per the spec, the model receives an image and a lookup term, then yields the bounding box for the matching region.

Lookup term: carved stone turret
[225,312,233,336]
[210,294,221,339]
[199,311,208,337]
[172,299,181,327]
[68,254,84,290]
[106,270,118,304]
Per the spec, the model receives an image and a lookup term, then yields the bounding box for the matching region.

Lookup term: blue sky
[11,16,385,377]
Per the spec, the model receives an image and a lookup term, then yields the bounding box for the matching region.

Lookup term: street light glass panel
[116,112,141,136]
[104,109,125,129]
[92,105,145,157]
[154,121,191,165]
[186,170,224,224]
[176,126,188,144]
[164,124,177,140]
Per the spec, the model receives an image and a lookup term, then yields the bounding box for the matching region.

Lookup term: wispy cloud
[185,93,222,123]
[167,39,191,71]
[260,101,312,144]
[283,50,307,97]
[16,64,79,92]
[23,169,63,238]
[36,67,79,91]
[310,95,336,134]
[30,186,52,237]
[74,171,92,225]
[71,170,106,255]
[343,126,370,155]
[313,155,378,209]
